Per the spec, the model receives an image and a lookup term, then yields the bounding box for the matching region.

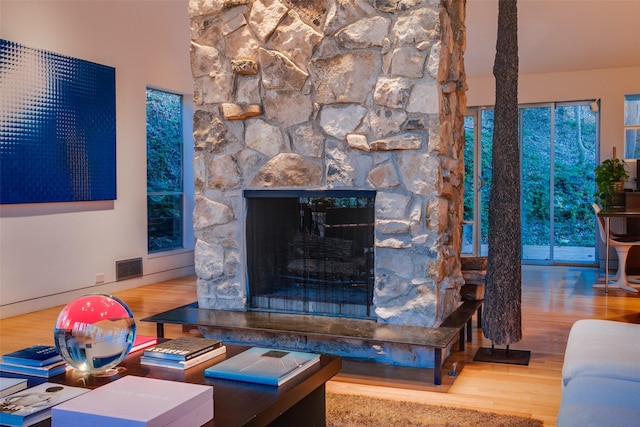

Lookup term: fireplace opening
[245,190,375,318]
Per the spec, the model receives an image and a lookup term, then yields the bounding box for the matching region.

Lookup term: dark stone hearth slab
[142,302,460,349]
[142,301,482,385]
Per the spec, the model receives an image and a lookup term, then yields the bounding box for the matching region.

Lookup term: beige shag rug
[326,393,544,427]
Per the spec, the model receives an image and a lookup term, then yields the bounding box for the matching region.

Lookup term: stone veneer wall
[189,0,467,345]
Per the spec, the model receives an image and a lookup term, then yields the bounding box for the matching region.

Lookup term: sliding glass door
[521,106,552,262]
[462,110,493,256]
[551,103,598,264]
[464,101,598,265]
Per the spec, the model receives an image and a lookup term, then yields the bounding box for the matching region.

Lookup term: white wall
[0,0,195,318]
[467,66,640,160]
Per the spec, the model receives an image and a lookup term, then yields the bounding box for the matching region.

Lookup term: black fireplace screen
[245,190,375,318]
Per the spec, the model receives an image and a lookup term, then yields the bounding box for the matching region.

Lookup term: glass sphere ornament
[54,294,136,375]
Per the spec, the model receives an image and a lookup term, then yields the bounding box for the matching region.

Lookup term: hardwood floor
[1,265,638,426]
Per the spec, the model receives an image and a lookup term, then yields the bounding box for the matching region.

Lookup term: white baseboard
[0,266,195,319]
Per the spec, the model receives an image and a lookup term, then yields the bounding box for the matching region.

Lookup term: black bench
[441,298,483,351]
[141,299,482,385]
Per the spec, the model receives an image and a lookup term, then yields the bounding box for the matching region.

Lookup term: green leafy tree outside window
[146,89,183,253]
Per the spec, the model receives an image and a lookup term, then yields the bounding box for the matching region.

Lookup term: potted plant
[594,157,629,208]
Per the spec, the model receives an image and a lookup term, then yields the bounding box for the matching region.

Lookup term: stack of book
[0,345,67,378]
[128,335,158,354]
[0,381,88,427]
[140,337,226,370]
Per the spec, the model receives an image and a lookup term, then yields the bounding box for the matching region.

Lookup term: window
[146,88,184,253]
[624,94,640,158]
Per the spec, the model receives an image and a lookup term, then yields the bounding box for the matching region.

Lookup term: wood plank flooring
[1,265,638,426]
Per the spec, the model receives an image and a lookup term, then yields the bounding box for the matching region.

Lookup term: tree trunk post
[483,0,522,346]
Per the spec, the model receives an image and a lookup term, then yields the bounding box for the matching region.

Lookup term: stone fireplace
[189,0,467,367]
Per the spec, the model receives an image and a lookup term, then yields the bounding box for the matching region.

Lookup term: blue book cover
[204,347,320,386]
[0,361,67,378]
[1,345,62,367]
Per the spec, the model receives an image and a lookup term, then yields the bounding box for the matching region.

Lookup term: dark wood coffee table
[34,345,341,427]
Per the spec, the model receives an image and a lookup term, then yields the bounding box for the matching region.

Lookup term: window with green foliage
[464,101,598,264]
[625,94,640,158]
[146,88,183,253]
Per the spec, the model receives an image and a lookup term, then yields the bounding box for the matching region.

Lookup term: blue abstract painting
[0,39,116,204]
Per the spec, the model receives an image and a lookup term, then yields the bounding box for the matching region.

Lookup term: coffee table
[35,345,341,427]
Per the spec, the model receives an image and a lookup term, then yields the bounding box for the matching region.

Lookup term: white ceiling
[465,0,640,78]
[36,0,636,79]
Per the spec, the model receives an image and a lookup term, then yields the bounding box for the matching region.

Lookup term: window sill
[148,248,194,259]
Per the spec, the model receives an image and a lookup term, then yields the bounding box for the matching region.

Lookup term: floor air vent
[116,257,143,281]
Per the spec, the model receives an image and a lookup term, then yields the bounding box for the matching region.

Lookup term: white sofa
[557,319,640,427]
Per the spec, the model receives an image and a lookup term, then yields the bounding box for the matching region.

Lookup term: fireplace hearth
[245,190,375,318]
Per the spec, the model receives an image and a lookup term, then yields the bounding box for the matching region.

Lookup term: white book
[204,347,321,386]
[0,382,88,427]
[140,346,226,370]
[51,376,213,427]
[0,378,27,398]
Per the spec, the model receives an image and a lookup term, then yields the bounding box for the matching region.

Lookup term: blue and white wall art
[0,39,116,204]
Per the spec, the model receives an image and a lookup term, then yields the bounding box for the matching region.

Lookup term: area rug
[326,392,543,427]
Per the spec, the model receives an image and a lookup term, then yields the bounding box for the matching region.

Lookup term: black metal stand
[473,344,531,365]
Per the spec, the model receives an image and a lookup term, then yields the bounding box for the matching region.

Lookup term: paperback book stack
[0,345,67,378]
[140,337,226,370]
